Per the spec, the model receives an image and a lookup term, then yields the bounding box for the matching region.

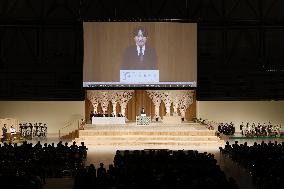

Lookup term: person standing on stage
[2,124,7,136]
[141,107,146,115]
[10,125,16,135]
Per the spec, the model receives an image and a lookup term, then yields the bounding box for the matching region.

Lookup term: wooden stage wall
[85,90,196,122]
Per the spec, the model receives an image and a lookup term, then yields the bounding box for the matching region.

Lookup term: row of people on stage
[1,123,47,142]
[240,122,281,136]
[1,125,19,142]
[218,122,236,135]
[19,123,47,138]
[2,124,17,135]
[90,108,146,120]
[89,111,124,120]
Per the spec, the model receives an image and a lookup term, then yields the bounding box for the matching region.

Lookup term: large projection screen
[83,22,197,87]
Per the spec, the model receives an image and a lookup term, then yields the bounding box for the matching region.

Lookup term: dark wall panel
[0,24,83,100]
[197,26,284,100]
[0,0,283,100]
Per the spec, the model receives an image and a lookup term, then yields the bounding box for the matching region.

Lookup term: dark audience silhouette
[0,141,87,189]
[220,141,284,189]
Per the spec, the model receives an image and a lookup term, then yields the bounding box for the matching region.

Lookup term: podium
[136,116,151,126]
[92,117,125,125]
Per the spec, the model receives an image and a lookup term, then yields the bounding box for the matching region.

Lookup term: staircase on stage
[75,122,224,148]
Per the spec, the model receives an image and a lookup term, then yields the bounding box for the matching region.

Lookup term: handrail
[59,119,82,138]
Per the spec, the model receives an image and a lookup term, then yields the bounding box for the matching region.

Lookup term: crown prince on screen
[83,22,197,87]
[120,27,159,83]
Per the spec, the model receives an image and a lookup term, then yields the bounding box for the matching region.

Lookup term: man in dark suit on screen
[121,27,158,70]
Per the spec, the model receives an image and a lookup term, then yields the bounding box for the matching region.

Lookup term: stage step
[75,138,224,146]
[76,124,224,147]
[75,135,224,146]
[79,130,216,137]
[77,135,220,141]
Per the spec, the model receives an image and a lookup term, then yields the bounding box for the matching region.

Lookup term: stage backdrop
[85,90,196,122]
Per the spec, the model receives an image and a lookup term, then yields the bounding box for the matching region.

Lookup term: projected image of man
[121,27,158,70]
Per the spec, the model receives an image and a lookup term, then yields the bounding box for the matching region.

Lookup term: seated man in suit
[121,27,158,70]
[103,111,108,117]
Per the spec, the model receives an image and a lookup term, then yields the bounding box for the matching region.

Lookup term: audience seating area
[1,138,284,188]
[74,149,238,189]
[220,141,284,189]
[0,141,87,189]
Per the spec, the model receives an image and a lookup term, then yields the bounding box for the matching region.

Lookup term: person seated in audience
[87,164,97,186]
[97,163,107,178]
[78,142,87,159]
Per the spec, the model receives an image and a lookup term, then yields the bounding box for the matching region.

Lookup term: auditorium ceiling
[0,0,283,100]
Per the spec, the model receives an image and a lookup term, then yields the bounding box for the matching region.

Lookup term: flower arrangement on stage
[193,117,215,130]
[193,117,207,125]
[79,119,86,130]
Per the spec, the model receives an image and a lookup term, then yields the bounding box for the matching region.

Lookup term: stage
[75,122,224,148]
